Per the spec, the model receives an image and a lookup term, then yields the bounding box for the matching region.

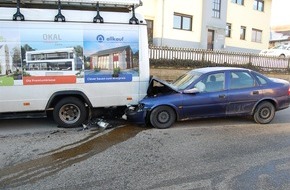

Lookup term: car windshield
[171,71,202,90]
[272,45,288,50]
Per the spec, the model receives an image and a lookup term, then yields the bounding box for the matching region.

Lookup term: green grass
[0,76,14,86]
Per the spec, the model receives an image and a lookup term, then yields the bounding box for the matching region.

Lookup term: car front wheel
[253,101,275,124]
[149,106,176,129]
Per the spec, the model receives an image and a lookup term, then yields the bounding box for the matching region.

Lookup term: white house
[0,44,12,75]
[90,45,134,70]
[137,0,272,53]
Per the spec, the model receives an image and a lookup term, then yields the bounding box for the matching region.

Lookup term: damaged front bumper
[125,104,148,125]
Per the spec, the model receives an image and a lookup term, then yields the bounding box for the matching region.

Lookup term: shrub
[150,59,261,72]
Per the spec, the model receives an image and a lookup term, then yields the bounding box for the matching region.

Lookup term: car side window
[201,73,225,92]
[230,71,255,89]
[194,81,206,92]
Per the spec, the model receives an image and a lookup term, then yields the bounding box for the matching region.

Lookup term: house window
[97,56,109,69]
[240,26,246,40]
[231,0,244,5]
[173,13,192,31]
[213,0,221,18]
[251,29,262,43]
[145,19,154,45]
[113,53,119,69]
[253,0,264,11]
[226,23,232,37]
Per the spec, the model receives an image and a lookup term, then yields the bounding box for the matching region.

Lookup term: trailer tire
[53,97,87,128]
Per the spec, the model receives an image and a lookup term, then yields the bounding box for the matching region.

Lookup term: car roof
[191,67,249,74]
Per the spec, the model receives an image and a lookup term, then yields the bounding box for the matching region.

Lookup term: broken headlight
[127,103,145,112]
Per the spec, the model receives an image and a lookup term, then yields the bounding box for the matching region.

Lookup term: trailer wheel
[53,97,87,128]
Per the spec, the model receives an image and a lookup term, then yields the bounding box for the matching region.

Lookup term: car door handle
[219,94,226,99]
[252,91,259,95]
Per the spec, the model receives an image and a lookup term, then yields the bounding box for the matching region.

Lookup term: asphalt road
[1,108,290,190]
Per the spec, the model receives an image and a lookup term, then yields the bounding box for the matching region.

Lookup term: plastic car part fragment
[81,118,111,131]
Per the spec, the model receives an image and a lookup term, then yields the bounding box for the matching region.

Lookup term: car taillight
[288,87,290,96]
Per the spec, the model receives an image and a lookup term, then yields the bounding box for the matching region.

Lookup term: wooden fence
[149,46,290,71]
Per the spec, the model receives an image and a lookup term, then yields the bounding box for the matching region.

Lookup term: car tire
[253,101,275,124]
[279,54,286,58]
[53,97,87,128]
[149,106,176,129]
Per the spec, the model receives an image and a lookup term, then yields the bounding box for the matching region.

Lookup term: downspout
[161,0,165,46]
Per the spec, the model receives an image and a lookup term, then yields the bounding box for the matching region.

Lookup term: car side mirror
[183,88,200,94]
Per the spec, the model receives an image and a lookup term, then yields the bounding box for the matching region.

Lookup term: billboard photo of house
[83,27,139,83]
[19,24,84,85]
[0,29,22,86]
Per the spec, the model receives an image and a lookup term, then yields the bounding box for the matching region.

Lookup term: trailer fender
[46,90,93,110]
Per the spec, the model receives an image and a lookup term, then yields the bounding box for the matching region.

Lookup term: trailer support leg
[129,6,139,24]
[93,2,104,23]
[13,0,25,21]
[55,0,66,22]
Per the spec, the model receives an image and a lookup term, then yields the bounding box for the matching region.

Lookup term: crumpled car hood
[147,77,179,97]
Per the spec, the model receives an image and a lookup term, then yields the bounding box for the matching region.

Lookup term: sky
[271,0,290,26]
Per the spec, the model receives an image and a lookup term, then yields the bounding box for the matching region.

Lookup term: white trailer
[0,0,150,127]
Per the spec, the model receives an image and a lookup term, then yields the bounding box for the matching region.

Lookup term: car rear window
[256,75,267,85]
[230,71,255,89]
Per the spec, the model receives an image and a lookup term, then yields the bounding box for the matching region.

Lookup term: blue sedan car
[127,67,290,129]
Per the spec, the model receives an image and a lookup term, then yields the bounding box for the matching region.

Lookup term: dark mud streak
[0,125,145,188]
[40,130,101,156]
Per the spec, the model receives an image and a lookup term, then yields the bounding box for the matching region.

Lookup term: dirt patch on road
[0,125,146,189]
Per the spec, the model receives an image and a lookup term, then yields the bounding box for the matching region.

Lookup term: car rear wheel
[279,54,286,58]
[253,101,275,124]
[149,106,176,129]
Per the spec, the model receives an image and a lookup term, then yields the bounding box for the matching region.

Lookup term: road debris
[79,117,128,131]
